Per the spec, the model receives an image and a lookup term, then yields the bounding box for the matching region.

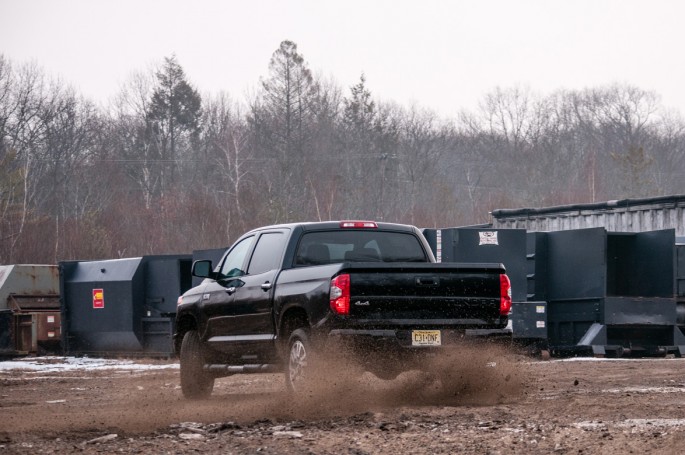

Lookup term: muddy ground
[1,346,685,454]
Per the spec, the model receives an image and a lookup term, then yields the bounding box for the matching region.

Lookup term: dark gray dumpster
[60,255,192,356]
[540,228,685,356]
[424,226,685,357]
[423,227,546,342]
[676,241,685,333]
[424,228,527,301]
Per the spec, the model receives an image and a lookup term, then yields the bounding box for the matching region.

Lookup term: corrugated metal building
[491,195,685,236]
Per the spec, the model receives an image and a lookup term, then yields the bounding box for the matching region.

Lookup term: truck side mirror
[191,260,213,278]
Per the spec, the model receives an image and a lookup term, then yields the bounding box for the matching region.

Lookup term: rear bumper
[328,328,476,350]
[325,328,484,375]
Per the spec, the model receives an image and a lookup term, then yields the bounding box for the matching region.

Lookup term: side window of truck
[247,232,287,275]
[219,236,255,279]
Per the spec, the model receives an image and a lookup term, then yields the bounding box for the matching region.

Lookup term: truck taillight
[330,274,350,315]
[500,274,512,316]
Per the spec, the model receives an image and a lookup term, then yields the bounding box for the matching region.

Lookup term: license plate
[411,330,441,346]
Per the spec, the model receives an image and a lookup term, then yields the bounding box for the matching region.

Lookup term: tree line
[1,40,684,264]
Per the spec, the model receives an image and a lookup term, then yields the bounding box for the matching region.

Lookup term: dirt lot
[1,345,685,454]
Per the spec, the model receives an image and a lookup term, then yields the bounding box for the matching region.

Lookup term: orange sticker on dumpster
[93,289,104,309]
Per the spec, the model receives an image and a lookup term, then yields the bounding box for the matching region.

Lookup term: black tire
[180,330,214,399]
[285,328,315,393]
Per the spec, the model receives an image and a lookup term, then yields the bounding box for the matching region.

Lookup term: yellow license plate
[411,330,441,346]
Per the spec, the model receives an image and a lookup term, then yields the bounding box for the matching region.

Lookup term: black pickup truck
[174,221,511,398]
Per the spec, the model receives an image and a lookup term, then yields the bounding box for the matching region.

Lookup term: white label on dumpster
[536,306,545,313]
[47,315,55,323]
[536,321,546,328]
[479,231,498,245]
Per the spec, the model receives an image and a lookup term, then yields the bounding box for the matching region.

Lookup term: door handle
[260,282,273,291]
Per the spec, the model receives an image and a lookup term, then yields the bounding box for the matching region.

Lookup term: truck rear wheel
[180,330,214,399]
[285,328,315,393]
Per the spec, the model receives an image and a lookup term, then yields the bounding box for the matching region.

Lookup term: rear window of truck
[294,230,428,266]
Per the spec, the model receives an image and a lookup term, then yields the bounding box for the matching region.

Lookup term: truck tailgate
[342,262,505,323]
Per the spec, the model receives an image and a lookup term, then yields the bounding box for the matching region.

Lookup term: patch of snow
[601,386,685,394]
[0,356,178,373]
[84,434,118,444]
[616,419,685,429]
[575,419,685,431]
[552,357,678,363]
[179,433,205,440]
[573,421,608,430]
[273,431,303,438]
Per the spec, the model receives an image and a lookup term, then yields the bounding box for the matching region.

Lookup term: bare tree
[108,68,159,208]
[397,105,451,225]
[304,73,343,221]
[0,60,49,262]
[250,40,319,222]
[202,93,253,236]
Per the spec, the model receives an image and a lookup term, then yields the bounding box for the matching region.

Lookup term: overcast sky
[1,0,684,118]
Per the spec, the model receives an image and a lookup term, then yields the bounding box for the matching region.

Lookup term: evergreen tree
[260,40,317,160]
[147,55,202,195]
[343,73,375,130]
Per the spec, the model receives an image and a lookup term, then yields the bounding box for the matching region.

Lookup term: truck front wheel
[180,330,214,399]
[285,328,315,393]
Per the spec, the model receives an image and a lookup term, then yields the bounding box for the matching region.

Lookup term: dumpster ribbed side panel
[492,195,685,236]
